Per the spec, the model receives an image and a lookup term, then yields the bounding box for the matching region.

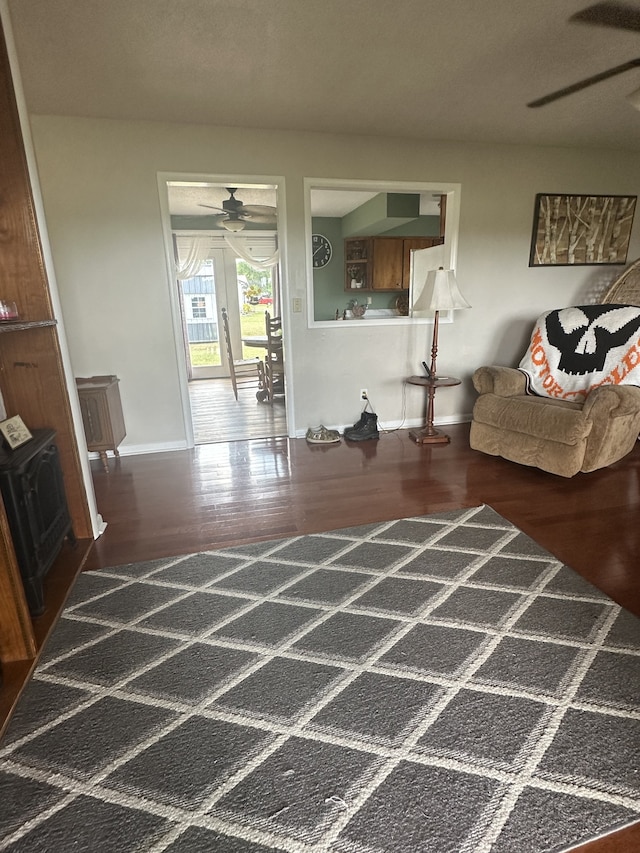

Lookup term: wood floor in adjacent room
[188,377,287,444]
[26,425,640,852]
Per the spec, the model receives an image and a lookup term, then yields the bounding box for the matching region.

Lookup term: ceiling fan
[198,187,277,232]
[528,1,640,108]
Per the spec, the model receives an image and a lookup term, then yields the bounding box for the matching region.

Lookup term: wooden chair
[262,311,284,403]
[221,307,260,401]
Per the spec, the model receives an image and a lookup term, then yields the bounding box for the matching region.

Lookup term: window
[191,296,207,319]
[305,178,461,326]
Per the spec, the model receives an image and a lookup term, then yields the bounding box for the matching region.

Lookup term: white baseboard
[88,416,474,453]
[87,440,188,461]
[293,413,473,440]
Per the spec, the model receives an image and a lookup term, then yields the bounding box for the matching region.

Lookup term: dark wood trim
[0,320,57,333]
[0,14,95,701]
[0,537,93,740]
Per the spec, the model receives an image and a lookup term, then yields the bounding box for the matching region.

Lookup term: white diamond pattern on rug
[1,505,639,853]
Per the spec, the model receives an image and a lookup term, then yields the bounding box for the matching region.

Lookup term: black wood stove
[0,429,75,615]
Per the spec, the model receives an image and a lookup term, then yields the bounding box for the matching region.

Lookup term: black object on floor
[344,410,379,441]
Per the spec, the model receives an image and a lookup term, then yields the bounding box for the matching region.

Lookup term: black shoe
[348,411,367,432]
[344,411,379,441]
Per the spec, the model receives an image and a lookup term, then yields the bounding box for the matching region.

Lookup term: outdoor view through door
[168,180,286,446]
[180,257,275,380]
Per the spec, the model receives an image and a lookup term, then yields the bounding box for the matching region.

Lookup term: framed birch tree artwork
[529,194,636,266]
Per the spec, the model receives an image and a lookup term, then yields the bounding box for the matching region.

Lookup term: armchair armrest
[581,384,640,471]
[582,384,640,419]
[472,366,528,397]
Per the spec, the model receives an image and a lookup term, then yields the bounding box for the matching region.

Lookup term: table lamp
[413,266,470,378]
[409,266,470,444]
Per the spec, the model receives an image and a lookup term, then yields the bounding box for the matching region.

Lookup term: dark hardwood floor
[85,423,640,617]
[5,423,640,852]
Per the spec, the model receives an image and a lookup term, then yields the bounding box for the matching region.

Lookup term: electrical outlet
[360,388,368,400]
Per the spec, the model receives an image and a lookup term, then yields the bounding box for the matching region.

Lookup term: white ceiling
[167,183,278,217]
[166,184,442,219]
[166,181,444,219]
[5,0,640,152]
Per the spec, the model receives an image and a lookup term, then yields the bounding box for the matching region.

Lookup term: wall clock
[312,233,333,268]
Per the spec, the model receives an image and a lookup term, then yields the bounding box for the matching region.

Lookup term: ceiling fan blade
[570,2,640,32]
[197,197,276,225]
[528,58,640,106]
[242,217,278,227]
[239,204,277,218]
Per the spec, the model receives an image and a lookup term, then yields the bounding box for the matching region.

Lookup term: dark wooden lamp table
[407,374,461,445]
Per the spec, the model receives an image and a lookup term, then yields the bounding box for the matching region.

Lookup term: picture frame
[529,193,637,267]
[0,415,33,450]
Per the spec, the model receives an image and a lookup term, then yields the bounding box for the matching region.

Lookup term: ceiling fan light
[626,86,640,110]
[221,218,245,232]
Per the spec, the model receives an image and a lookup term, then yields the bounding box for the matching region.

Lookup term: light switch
[292,297,303,313]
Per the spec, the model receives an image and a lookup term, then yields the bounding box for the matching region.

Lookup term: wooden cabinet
[401,238,443,289]
[0,18,93,733]
[345,236,443,292]
[345,237,371,291]
[371,238,404,290]
[76,376,126,472]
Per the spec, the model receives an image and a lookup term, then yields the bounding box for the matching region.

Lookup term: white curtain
[223,234,280,269]
[174,234,280,279]
[174,235,211,280]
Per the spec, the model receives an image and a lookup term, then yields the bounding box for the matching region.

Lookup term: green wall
[383,215,440,237]
[312,217,345,320]
[311,211,442,321]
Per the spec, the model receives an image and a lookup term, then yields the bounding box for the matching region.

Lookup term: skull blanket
[518,304,640,400]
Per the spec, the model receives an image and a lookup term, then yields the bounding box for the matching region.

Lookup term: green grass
[189,343,220,366]
[188,307,268,366]
[240,308,270,359]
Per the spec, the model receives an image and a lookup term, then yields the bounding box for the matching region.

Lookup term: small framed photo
[0,415,33,450]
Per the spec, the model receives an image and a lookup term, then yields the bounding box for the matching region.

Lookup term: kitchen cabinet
[371,238,404,290]
[345,238,371,292]
[345,236,443,292]
[401,238,443,289]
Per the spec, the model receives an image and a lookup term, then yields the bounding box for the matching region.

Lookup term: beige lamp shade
[413,267,471,312]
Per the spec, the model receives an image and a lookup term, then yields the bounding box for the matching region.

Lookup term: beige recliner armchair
[469,366,640,477]
[469,261,640,477]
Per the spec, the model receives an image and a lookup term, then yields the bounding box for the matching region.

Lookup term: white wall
[29,114,640,450]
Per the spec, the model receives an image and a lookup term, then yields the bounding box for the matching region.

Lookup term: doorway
[167,180,287,445]
[178,250,286,444]
[179,250,237,382]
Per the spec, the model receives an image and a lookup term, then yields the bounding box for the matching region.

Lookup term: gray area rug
[1,505,639,852]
